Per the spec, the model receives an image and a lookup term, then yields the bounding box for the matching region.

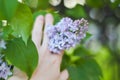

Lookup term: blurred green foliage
[5,38,38,79]
[10,3,33,44]
[0,0,18,21]
[0,0,120,80]
[65,5,87,18]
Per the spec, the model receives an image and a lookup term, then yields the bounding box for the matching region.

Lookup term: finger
[8,76,27,80]
[8,76,23,80]
[59,69,69,80]
[42,13,54,48]
[52,51,64,67]
[8,67,28,80]
[32,15,44,49]
[13,67,28,78]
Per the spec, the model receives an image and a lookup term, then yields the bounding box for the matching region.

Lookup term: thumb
[8,76,24,80]
[59,69,69,80]
[8,67,28,80]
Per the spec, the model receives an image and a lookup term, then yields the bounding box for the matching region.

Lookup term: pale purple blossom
[46,17,88,54]
[0,40,6,49]
[0,55,12,80]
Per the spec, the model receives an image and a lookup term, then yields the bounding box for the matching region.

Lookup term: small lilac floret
[0,56,12,79]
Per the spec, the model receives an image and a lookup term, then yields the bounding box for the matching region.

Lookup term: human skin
[8,13,69,80]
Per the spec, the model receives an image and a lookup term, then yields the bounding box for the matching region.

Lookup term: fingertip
[32,15,44,49]
[36,15,44,21]
[59,69,69,80]
[45,13,54,26]
[33,15,44,30]
[42,13,54,48]
[45,13,53,19]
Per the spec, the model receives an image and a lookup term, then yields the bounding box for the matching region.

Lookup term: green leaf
[5,38,38,79]
[61,53,71,70]
[65,5,87,19]
[74,46,90,58]
[24,0,38,8]
[38,0,50,9]
[68,59,102,80]
[81,32,92,43]
[52,12,62,24]
[0,0,5,20]
[65,45,92,59]
[61,46,102,80]
[0,20,2,28]
[0,0,18,20]
[86,0,104,8]
[85,33,92,40]
[2,26,13,40]
[10,4,33,44]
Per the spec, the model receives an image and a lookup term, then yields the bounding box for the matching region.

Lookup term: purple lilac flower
[0,40,6,49]
[0,55,12,80]
[46,17,88,54]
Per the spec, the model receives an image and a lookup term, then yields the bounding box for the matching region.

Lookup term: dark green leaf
[24,0,38,8]
[52,12,62,24]
[38,0,50,9]
[65,5,87,19]
[86,0,104,8]
[61,46,102,80]
[0,0,6,20]
[81,32,92,42]
[0,20,2,28]
[68,59,102,80]
[61,53,70,71]
[0,0,18,20]
[74,46,92,58]
[10,4,33,44]
[5,38,38,79]
[2,26,13,40]
[85,33,92,39]
[0,0,5,20]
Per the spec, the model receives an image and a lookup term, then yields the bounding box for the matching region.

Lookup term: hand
[8,13,69,80]
[31,13,69,80]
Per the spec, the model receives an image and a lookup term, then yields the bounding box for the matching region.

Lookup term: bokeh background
[0,0,120,80]
[46,0,120,80]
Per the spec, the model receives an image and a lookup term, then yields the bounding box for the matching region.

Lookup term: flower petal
[49,0,61,6]
[64,0,77,8]
[76,0,85,5]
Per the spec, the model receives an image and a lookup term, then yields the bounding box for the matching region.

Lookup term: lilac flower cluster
[0,55,12,80]
[46,17,88,54]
